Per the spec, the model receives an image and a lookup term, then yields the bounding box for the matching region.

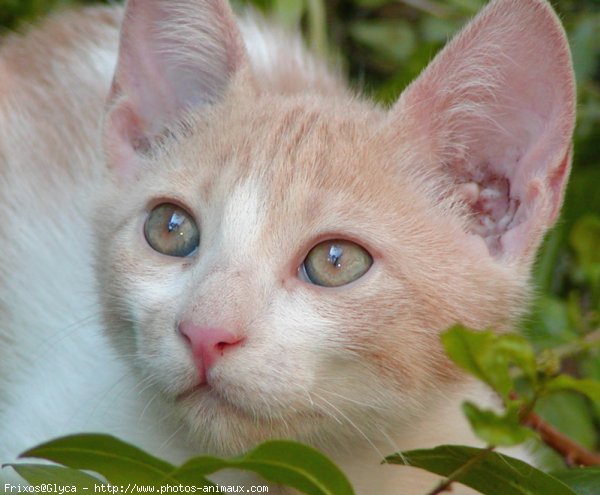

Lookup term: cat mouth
[174,380,330,439]
[175,381,262,421]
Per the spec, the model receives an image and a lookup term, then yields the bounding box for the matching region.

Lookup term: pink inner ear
[104,100,148,179]
[104,0,248,179]
[457,174,519,253]
[394,0,576,261]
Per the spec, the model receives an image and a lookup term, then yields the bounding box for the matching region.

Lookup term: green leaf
[535,391,598,455]
[386,445,577,495]
[462,402,532,447]
[441,325,493,383]
[486,334,538,386]
[7,464,104,487]
[170,440,354,495]
[17,435,351,493]
[19,434,177,484]
[551,468,600,495]
[546,375,600,406]
[441,326,537,398]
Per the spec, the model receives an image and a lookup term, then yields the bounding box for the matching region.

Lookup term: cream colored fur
[0,1,575,493]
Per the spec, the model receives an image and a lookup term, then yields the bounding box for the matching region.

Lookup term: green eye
[303,240,372,287]
[144,203,199,257]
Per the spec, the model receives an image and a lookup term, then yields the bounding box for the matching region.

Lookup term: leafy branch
[391,325,600,495]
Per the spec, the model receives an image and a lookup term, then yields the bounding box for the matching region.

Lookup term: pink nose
[178,322,243,383]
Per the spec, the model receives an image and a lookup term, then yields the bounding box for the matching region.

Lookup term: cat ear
[391,0,575,263]
[104,0,249,179]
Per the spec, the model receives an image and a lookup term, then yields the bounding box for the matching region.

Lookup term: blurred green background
[1,0,599,468]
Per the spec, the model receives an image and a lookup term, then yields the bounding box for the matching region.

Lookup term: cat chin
[174,397,321,456]
[170,381,415,459]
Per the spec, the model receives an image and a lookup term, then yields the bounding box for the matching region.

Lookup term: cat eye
[144,203,200,257]
[302,240,373,287]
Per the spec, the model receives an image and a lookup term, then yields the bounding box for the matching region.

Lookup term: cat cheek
[106,250,192,365]
[203,313,323,411]
[134,321,198,393]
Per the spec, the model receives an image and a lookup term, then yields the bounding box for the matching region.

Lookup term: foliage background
[1,0,599,472]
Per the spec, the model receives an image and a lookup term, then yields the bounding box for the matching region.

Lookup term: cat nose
[178,322,244,383]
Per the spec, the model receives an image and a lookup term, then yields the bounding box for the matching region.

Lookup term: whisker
[158,419,187,452]
[319,389,386,411]
[310,390,385,459]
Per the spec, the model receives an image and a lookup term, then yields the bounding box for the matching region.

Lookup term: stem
[510,379,600,467]
[523,410,600,466]
[425,446,495,495]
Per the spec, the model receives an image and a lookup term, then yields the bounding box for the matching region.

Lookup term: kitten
[0,0,575,493]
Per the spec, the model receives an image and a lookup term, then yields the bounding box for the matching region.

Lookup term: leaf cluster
[5,435,354,495]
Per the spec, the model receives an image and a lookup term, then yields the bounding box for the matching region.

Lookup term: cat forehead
[165,95,427,209]
[177,95,387,176]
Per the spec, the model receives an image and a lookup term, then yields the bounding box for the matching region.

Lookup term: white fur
[0,6,345,478]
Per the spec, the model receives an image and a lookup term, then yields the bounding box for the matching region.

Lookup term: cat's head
[95,0,575,454]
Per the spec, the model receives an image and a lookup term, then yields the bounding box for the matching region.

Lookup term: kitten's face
[97,0,574,455]
[96,92,524,453]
